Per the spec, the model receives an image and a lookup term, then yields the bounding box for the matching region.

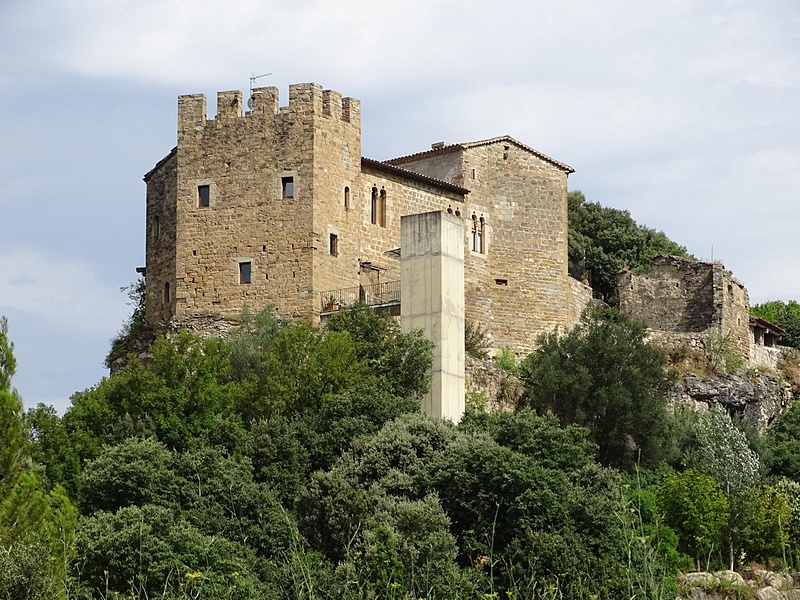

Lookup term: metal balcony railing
[320,280,400,312]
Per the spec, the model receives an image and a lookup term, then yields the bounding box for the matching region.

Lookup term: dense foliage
[6,298,800,598]
[519,307,675,470]
[568,190,692,304]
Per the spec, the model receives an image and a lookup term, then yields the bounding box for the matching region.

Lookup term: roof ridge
[385,135,573,173]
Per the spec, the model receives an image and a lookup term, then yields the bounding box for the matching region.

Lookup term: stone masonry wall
[150,84,364,323]
[311,162,464,310]
[618,256,715,332]
[568,277,594,326]
[146,84,579,356]
[398,141,573,355]
[619,256,752,363]
[144,151,177,326]
[713,264,750,361]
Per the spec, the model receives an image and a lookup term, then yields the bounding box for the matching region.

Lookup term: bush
[519,307,674,469]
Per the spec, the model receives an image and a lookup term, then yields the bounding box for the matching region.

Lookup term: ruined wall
[619,256,752,363]
[713,265,750,361]
[618,257,715,332]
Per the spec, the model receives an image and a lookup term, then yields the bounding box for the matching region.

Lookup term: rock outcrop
[670,371,795,433]
[678,570,800,599]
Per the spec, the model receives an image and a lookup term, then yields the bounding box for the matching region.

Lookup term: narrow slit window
[329,233,339,257]
[198,185,210,207]
[163,281,170,303]
[239,261,252,284]
[344,186,350,210]
[282,176,294,199]
[153,215,161,239]
[370,186,378,224]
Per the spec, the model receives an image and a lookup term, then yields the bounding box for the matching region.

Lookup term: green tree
[763,400,800,481]
[568,191,691,304]
[105,278,152,368]
[679,404,761,570]
[324,303,434,399]
[519,307,674,469]
[657,470,728,571]
[0,318,78,598]
[751,299,800,348]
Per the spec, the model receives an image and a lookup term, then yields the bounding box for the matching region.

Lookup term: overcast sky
[2,0,799,413]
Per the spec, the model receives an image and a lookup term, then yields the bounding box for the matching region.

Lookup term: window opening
[471,215,486,253]
[344,186,350,210]
[378,188,387,227]
[163,281,170,303]
[198,185,210,207]
[371,186,378,224]
[329,233,339,257]
[282,176,294,199]
[239,261,252,284]
[495,278,508,286]
[153,215,161,238]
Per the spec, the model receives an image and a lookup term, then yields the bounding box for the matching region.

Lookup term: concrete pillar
[401,211,465,423]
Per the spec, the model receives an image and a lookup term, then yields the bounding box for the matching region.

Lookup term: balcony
[320,280,400,313]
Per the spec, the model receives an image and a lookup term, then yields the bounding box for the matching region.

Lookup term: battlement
[177,83,360,129]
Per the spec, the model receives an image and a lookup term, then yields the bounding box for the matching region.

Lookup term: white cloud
[0,249,129,339]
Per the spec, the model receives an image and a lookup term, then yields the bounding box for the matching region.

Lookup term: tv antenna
[248,72,272,110]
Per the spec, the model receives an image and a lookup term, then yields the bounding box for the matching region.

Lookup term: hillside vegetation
[5,303,800,599]
[568,190,692,304]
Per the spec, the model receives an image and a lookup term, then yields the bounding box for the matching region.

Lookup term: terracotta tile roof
[384,135,574,174]
[361,157,470,196]
[750,316,785,334]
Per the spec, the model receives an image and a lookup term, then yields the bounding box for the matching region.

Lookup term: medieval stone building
[142,83,592,355]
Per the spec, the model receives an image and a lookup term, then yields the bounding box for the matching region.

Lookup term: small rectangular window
[282,176,294,199]
[239,262,252,284]
[198,185,210,207]
[329,233,339,257]
[495,278,508,286]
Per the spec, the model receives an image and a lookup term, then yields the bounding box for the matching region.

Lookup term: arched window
[370,186,378,224]
[471,215,486,254]
[447,206,453,215]
[344,186,350,210]
[378,188,387,227]
[163,281,170,303]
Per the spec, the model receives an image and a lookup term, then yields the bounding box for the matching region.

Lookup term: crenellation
[322,89,342,119]
[248,86,279,116]
[145,82,590,355]
[216,90,242,120]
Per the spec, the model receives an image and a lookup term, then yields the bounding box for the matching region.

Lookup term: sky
[1,0,799,414]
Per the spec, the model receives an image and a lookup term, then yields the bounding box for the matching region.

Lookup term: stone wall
[145,84,581,355]
[618,256,715,333]
[568,277,594,325]
[394,140,576,354]
[618,256,751,362]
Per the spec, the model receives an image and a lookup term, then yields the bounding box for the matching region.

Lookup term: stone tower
[144,83,361,327]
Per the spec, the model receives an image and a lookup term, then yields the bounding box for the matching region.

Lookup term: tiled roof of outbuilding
[385,135,574,174]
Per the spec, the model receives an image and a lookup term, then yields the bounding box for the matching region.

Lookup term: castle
[142,83,593,354]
